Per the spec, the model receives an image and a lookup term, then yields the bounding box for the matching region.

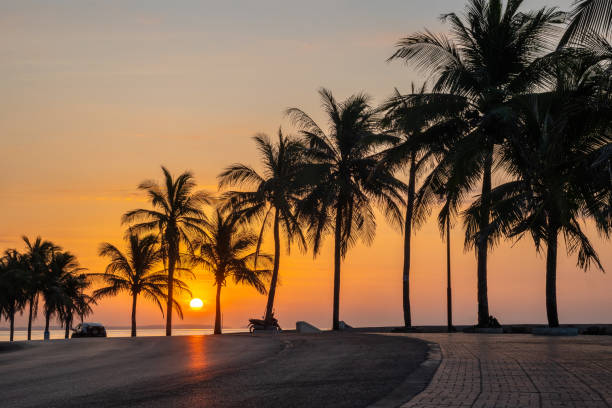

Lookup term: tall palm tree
[41,250,85,340]
[560,0,612,46]
[94,234,189,337]
[435,185,466,333]
[444,215,454,331]
[287,88,405,330]
[0,250,28,341]
[419,143,470,333]
[60,273,94,339]
[21,236,57,340]
[468,50,611,327]
[389,0,564,326]
[380,86,466,328]
[190,209,271,334]
[218,130,306,325]
[419,157,465,333]
[123,166,211,336]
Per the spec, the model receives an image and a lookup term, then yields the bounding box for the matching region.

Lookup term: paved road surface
[396,333,612,408]
[0,332,428,408]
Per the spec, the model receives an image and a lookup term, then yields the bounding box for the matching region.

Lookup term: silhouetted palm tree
[41,250,85,340]
[21,236,57,340]
[123,166,211,336]
[443,216,454,331]
[560,0,612,46]
[218,130,306,324]
[420,148,468,333]
[389,0,564,326]
[287,88,405,330]
[380,85,465,328]
[94,234,189,337]
[419,157,465,333]
[469,50,611,326]
[190,209,271,334]
[60,273,94,339]
[0,250,28,341]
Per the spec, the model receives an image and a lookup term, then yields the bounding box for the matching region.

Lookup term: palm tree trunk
[332,204,343,331]
[131,293,138,337]
[402,154,417,328]
[214,283,222,335]
[446,216,453,332]
[546,226,560,327]
[64,314,71,339]
[9,309,15,342]
[44,311,51,340]
[27,295,34,340]
[165,235,177,337]
[264,209,281,324]
[477,146,493,326]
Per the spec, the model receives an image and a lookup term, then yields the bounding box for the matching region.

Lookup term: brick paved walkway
[397,334,612,408]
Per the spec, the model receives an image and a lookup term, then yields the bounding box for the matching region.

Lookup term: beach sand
[0,332,429,407]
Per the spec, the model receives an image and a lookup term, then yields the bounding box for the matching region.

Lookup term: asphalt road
[0,332,428,408]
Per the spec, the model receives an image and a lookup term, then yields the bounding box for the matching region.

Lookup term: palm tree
[0,250,28,341]
[418,144,469,333]
[41,250,85,340]
[380,86,466,328]
[94,233,189,337]
[218,130,306,325]
[560,0,612,46]
[435,183,467,332]
[21,236,57,340]
[468,50,611,327]
[419,159,464,333]
[287,88,405,330]
[444,215,454,331]
[190,209,271,334]
[123,166,211,336]
[60,273,94,339]
[389,0,564,326]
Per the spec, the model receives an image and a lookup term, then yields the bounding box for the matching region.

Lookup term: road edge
[367,338,441,408]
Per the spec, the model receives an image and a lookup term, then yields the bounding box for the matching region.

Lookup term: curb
[368,341,442,408]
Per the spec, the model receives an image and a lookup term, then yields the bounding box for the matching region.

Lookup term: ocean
[1,328,247,341]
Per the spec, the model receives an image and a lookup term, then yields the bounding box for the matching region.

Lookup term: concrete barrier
[532,327,579,336]
[296,321,321,333]
[474,328,503,334]
[462,327,503,334]
[339,321,352,330]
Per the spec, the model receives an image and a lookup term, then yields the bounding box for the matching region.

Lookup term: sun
[189,298,204,310]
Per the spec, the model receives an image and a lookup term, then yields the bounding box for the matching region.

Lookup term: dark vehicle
[71,323,107,338]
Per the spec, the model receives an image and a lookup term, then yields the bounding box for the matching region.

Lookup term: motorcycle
[248,315,282,333]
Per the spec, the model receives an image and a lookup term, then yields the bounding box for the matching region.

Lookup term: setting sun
[189,298,204,310]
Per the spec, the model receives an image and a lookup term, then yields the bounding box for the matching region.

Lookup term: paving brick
[391,334,612,408]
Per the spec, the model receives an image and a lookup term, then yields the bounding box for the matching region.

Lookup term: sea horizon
[0,328,248,342]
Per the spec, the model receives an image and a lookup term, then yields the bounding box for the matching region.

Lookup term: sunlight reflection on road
[187,335,208,371]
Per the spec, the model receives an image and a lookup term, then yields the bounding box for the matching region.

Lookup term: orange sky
[2,0,610,330]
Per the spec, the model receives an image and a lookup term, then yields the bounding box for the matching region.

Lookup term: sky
[2,0,610,331]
